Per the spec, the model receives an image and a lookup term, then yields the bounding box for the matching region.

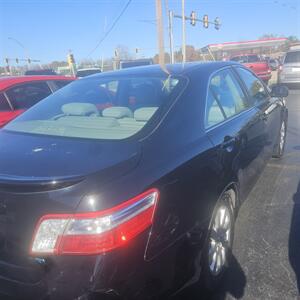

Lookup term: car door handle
[221,136,236,153]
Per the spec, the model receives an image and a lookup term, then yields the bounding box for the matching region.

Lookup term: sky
[0,0,299,65]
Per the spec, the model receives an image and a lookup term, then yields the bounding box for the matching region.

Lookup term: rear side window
[247,55,260,63]
[206,69,249,128]
[231,56,248,63]
[0,94,11,111]
[284,51,300,64]
[6,82,52,110]
[206,89,225,128]
[235,67,269,104]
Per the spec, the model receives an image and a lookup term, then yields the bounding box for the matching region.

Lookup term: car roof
[77,68,101,71]
[230,54,259,57]
[0,75,76,91]
[81,61,238,79]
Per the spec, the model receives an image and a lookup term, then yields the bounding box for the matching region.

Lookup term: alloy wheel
[279,121,286,153]
[208,205,232,276]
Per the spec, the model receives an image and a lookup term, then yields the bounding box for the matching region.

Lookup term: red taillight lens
[30,189,159,255]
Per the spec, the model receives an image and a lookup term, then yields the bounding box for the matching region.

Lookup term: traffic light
[203,15,209,28]
[28,58,31,64]
[5,58,9,64]
[214,17,221,30]
[135,48,139,54]
[67,54,75,65]
[190,11,196,26]
[16,58,19,64]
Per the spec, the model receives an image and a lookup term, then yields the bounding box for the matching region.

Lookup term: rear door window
[206,69,250,128]
[6,82,52,110]
[0,94,11,111]
[235,67,269,105]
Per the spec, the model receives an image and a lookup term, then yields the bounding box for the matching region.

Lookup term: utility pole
[181,0,186,63]
[168,10,174,64]
[101,56,104,71]
[155,0,168,73]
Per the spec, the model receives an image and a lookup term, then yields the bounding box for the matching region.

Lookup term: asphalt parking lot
[179,88,300,300]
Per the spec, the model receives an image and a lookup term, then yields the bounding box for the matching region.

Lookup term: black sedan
[0,62,288,299]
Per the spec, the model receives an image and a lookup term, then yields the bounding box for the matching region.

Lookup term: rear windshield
[247,55,260,63]
[230,55,260,63]
[5,75,185,140]
[284,51,300,64]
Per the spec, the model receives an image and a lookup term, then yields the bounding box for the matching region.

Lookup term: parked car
[25,69,57,75]
[279,48,300,88]
[230,54,272,84]
[0,62,288,300]
[76,67,102,77]
[119,58,153,69]
[268,58,280,71]
[0,75,75,126]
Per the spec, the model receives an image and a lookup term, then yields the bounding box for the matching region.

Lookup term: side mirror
[270,84,289,98]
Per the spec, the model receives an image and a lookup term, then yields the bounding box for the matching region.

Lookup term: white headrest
[62,103,99,116]
[134,107,158,122]
[102,107,133,119]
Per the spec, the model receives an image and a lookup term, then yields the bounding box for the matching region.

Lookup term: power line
[88,0,132,57]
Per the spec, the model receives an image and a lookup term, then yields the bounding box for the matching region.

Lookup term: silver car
[279,47,300,86]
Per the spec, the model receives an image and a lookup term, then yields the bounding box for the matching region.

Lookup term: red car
[230,54,272,84]
[0,75,75,127]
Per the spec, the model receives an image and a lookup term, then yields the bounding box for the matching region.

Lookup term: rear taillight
[30,189,159,255]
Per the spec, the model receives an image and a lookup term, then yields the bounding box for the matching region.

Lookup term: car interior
[6,77,176,140]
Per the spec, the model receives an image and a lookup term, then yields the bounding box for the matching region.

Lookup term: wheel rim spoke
[280,122,285,151]
[208,205,232,276]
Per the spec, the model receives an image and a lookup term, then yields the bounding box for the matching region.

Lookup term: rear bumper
[0,231,195,300]
[279,77,300,84]
[0,256,109,300]
[0,233,151,300]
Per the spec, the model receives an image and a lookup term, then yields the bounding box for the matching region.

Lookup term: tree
[186,45,201,61]
[259,33,281,40]
[47,60,68,70]
[153,52,170,64]
[287,35,300,43]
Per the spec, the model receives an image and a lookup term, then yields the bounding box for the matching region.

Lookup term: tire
[273,119,287,158]
[200,190,236,291]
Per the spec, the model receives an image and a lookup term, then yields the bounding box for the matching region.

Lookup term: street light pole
[168,10,174,64]
[181,0,186,63]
